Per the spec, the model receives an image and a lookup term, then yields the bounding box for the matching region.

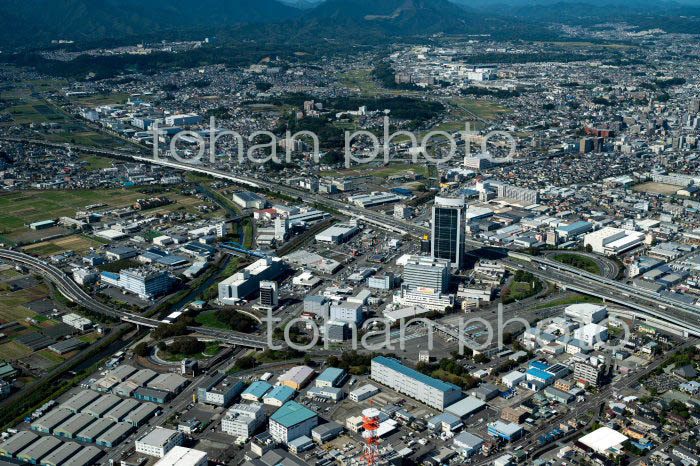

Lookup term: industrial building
[348,384,380,402]
[83,394,121,418]
[583,227,645,256]
[0,432,39,458]
[54,413,96,439]
[564,303,607,324]
[268,401,318,445]
[263,385,296,407]
[196,372,244,407]
[152,447,207,466]
[76,418,114,443]
[315,368,347,388]
[218,257,285,304]
[311,422,344,444]
[61,446,102,466]
[16,436,62,464]
[487,421,524,441]
[314,222,360,244]
[221,403,266,440]
[277,366,315,390]
[147,373,188,395]
[135,428,184,458]
[96,422,134,448]
[122,402,159,427]
[100,268,174,300]
[370,357,463,410]
[445,396,486,419]
[104,399,140,422]
[231,191,268,209]
[32,408,73,433]
[241,381,272,402]
[40,442,81,466]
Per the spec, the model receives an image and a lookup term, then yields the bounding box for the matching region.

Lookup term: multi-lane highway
[3,137,700,337]
[0,249,273,349]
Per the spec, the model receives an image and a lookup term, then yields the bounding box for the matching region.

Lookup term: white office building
[393,287,454,312]
[221,403,265,441]
[135,428,184,458]
[402,256,450,293]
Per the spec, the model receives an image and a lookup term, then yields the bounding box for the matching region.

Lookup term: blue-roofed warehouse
[241,381,272,402]
[315,368,347,388]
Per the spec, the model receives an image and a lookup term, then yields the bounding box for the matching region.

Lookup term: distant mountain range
[1,0,700,48]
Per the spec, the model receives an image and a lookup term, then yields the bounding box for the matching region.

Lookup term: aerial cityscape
[0,1,699,466]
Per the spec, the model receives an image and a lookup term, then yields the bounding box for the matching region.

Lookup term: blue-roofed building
[241,381,272,402]
[263,385,296,407]
[269,401,318,444]
[525,368,555,386]
[555,220,592,239]
[315,368,347,388]
[529,361,550,371]
[487,421,524,441]
[371,357,463,410]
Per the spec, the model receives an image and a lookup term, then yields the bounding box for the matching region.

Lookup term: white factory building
[564,303,607,324]
[573,323,609,347]
[218,257,284,304]
[135,428,184,458]
[583,227,645,256]
[315,222,360,244]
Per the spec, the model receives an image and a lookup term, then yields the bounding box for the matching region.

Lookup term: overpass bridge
[4,137,700,338]
[0,249,274,349]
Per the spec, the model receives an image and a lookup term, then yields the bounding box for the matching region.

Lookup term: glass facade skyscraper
[431,196,465,269]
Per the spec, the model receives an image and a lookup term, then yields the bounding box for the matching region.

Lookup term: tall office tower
[431,196,465,269]
[259,281,279,309]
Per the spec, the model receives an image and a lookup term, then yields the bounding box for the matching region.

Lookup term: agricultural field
[633,182,680,195]
[23,235,104,257]
[0,188,206,243]
[0,284,50,324]
[320,162,428,179]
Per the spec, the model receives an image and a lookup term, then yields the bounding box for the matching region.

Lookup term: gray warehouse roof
[32,407,74,432]
[61,391,100,413]
[127,369,157,386]
[96,422,133,446]
[0,431,39,457]
[123,402,158,425]
[61,446,102,466]
[17,436,62,462]
[40,442,82,466]
[106,365,137,382]
[76,418,114,441]
[55,413,96,437]
[83,394,121,418]
[104,399,140,422]
[147,373,187,393]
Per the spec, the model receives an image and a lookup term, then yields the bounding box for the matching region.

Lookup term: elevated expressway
[3,138,700,337]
